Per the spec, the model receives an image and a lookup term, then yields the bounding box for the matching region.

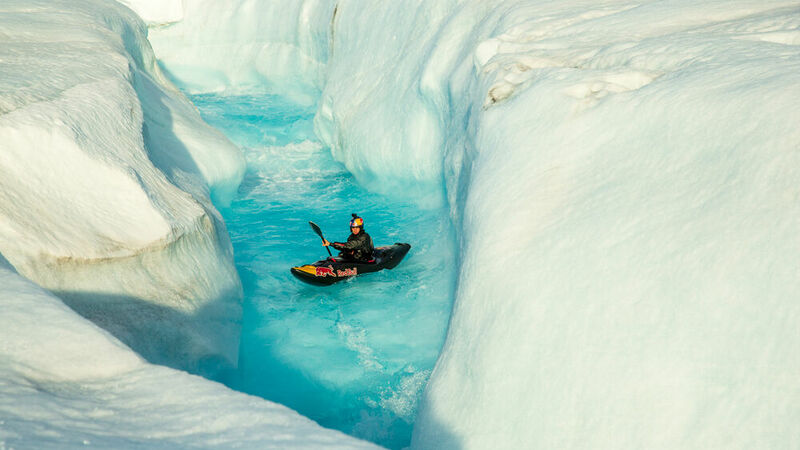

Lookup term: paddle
[309,221,332,256]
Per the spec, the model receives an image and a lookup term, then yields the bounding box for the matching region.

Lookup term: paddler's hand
[322,239,330,246]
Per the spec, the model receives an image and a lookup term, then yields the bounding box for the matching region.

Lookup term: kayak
[291,243,411,286]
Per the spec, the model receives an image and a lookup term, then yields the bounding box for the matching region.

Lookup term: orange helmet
[349,214,364,228]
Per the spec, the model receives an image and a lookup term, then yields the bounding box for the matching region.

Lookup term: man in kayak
[322,214,374,262]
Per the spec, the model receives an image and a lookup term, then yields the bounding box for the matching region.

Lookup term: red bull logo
[316,266,336,277]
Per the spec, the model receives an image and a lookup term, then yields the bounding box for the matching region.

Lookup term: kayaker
[322,214,374,262]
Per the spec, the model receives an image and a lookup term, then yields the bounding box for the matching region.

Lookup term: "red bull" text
[337,268,357,277]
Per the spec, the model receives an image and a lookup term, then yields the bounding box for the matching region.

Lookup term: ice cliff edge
[0,0,246,375]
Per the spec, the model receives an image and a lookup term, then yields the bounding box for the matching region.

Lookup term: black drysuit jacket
[332,230,374,261]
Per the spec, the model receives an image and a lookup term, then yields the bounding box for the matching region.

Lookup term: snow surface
[141,0,800,448]
[0,0,245,375]
[0,255,378,449]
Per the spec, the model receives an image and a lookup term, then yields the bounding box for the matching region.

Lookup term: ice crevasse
[0,0,798,448]
[138,0,800,448]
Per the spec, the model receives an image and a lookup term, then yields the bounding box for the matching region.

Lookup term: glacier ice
[411,3,800,448]
[0,0,245,374]
[115,0,184,24]
[4,0,800,448]
[0,255,378,449]
[142,0,335,102]
[138,0,800,448]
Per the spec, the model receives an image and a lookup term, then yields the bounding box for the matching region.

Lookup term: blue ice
[191,93,455,449]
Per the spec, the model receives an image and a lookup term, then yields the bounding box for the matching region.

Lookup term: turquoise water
[191,93,455,449]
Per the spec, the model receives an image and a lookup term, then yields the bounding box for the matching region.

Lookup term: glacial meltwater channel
[191,93,455,448]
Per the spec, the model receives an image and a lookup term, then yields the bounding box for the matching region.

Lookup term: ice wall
[142,0,457,205]
[0,0,245,374]
[142,0,335,102]
[410,3,800,448]
[115,0,184,24]
[0,255,378,449]
[126,0,800,447]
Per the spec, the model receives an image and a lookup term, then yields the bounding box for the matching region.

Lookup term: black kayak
[291,243,411,286]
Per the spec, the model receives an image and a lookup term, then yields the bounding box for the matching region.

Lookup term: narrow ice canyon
[1,0,799,449]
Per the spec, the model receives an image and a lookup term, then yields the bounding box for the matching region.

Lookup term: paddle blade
[309,221,332,256]
[309,221,324,239]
